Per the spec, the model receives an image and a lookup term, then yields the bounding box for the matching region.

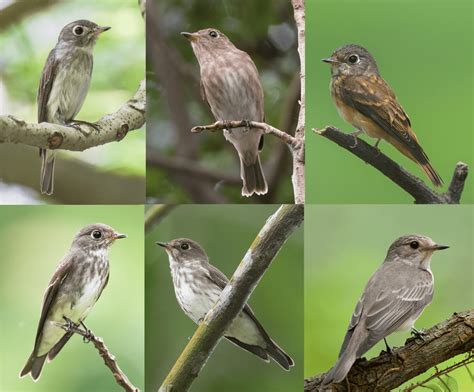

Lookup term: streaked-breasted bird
[20,223,126,381]
[38,20,110,195]
[182,28,268,197]
[322,44,443,187]
[323,234,448,385]
[157,238,294,370]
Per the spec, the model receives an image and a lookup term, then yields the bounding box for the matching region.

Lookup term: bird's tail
[19,352,47,381]
[265,338,294,371]
[40,149,56,195]
[420,162,443,188]
[240,154,268,197]
[322,351,356,385]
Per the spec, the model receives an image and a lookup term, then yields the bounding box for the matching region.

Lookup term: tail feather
[322,352,356,385]
[265,339,294,371]
[40,149,55,195]
[421,162,443,187]
[20,353,47,381]
[240,155,268,197]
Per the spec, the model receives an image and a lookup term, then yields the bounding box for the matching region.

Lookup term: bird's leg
[67,120,101,136]
[411,327,426,341]
[80,321,94,343]
[383,338,393,354]
[62,316,78,332]
[349,129,363,148]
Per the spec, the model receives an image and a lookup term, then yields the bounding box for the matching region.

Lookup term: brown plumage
[323,44,443,187]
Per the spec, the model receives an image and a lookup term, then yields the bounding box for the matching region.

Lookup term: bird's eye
[73,26,84,36]
[209,30,218,38]
[348,54,359,64]
[180,243,190,250]
[410,241,419,249]
[91,230,102,239]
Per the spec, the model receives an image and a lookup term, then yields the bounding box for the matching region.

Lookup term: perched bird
[322,44,443,187]
[20,224,126,381]
[182,28,268,197]
[157,238,293,370]
[323,234,448,385]
[38,20,110,195]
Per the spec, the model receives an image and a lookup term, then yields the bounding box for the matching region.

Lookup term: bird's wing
[365,277,433,345]
[339,75,430,165]
[338,293,365,356]
[32,255,74,353]
[37,49,59,123]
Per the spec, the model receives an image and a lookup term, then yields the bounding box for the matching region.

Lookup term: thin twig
[0,80,145,151]
[314,126,468,204]
[304,310,474,392]
[159,204,304,392]
[59,323,140,392]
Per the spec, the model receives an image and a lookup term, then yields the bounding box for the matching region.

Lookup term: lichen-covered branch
[315,126,468,204]
[304,310,474,392]
[159,204,304,392]
[0,80,145,151]
[60,324,140,392]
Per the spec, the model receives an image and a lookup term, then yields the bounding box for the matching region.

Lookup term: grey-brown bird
[323,44,443,187]
[157,238,293,370]
[20,223,126,381]
[323,234,448,385]
[182,28,268,197]
[38,20,110,195]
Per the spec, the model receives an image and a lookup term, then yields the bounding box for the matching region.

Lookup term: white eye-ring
[91,230,102,240]
[73,25,85,36]
[348,54,360,64]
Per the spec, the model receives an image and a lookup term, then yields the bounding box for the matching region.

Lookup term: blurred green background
[306,0,473,203]
[145,205,303,391]
[147,0,299,204]
[305,205,473,389]
[0,205,144,391]
[0,0,145,204]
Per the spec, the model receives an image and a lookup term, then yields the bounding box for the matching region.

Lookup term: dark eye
[348,54,359,64]
[180,243,190,250]
[410,241,419,249]
[73,26,84,36]
[209,30,218,38]
[91,230,102,239]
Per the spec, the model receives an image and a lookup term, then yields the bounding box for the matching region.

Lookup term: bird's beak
[431,244,449,251]
[94,26,111,35]
[181,32,198,42]
[322,56,338,64]
[156,241,172,251]
[113,233,127,240]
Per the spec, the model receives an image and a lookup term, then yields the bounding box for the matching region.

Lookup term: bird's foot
[411,327,427,341]
[349,130,362,148]
[68,120,101,136]
[383,338,393,355]
[223,120,232,133]
[62,316,78,332]
[243,119,251,132]
[80,321,94,343]
[7,115,26,126]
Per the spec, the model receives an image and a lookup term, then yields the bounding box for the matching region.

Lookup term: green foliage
[146,205,304,391]
[306,0,473,203]
[0,205,144,391]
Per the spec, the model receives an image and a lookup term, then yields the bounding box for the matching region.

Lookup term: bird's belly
[226,312,265,346]
[175,282,221,323]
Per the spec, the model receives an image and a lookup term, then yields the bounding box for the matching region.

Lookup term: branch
[60,324,140,392]
[304,310,474,392]
[315,126,468,204]
[0,80,145,151]
[0,0,59,32]
[159,204,304,392]
[145,205,177,233]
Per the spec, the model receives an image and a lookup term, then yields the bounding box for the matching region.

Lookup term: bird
[37,20,110,195]
[20,223,126,381]
[322,44,443,187]
[322,234,448,385]
[182,28,268,197]
[157,238,293,370]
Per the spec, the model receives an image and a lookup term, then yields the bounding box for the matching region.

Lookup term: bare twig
[0,81,145,151]
[159,204,304,392]
[0,0,59,32]
[145,205,177,233]
[315,126,468,204]
[304,310,474,392]
[59,323,140,392]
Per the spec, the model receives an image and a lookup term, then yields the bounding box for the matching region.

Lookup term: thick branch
[291,0,306,204]
[145,205,176,233]
[61,324,140,392]
[315,126,468,204]
[0,80,145,151]
[159,204,304,392]
[0,0,59,32]
[304,310,474,392]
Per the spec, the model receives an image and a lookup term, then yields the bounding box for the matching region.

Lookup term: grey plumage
[323,234,448,385]
[20,223,126,381]
[158,238,293,370]
[38,20,110,195]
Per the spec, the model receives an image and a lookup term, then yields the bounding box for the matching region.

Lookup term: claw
[349,130,363,148]
[68,120,101,136]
